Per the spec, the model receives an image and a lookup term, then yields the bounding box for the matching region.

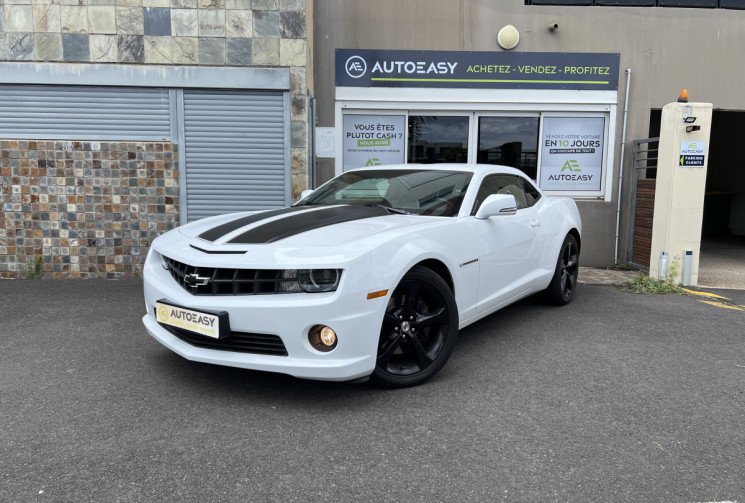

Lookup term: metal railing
[627,138,659,269]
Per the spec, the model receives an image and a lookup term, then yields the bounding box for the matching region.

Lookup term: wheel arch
[410,258,455,294]
[568,228,581,255]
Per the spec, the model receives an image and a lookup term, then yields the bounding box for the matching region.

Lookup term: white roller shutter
[182,90,289,222]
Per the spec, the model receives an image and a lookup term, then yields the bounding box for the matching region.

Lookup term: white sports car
[142,164,581,387]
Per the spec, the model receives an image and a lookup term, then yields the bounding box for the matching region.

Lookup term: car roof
[346,163,527,177]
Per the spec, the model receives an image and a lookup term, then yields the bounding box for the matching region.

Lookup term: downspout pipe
[614,68,632,265]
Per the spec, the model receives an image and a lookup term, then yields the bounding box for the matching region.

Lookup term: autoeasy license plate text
[156,302,221,339]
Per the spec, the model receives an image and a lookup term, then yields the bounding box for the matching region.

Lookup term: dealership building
[2,0,745,277]
[313,0,745,270]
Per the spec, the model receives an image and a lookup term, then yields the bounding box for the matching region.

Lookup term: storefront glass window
[477,117,539,180]
[408,116,469,164]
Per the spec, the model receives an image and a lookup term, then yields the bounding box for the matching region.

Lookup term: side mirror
[474,194,518,220]
[300,189,314,199]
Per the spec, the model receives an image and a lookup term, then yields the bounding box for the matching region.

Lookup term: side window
[520,177,542,207]
[471,174,529,215]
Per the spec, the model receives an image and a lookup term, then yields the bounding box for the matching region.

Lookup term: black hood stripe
[198,206,312,242]
[228,205,391,244]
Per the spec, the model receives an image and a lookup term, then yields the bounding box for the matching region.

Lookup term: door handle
[530,219,541,229]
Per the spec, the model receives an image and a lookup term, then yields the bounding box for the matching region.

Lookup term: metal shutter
[183,90,288,222]
[0,85,171,141]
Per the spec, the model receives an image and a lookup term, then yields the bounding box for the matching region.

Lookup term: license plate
[156,301,224,339]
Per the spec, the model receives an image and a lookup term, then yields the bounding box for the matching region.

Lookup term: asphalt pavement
[0,279,743,502]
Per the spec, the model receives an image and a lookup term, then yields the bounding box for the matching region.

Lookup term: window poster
[343,115,405,171]
[539,117,605,192]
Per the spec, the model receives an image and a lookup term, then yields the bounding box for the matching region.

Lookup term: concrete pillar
[649,100,712,285]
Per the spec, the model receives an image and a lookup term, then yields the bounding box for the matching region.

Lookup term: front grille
[161,323,288,356]
[163,257,300,296]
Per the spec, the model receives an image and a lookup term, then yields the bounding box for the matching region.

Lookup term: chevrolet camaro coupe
[142,164,581,387]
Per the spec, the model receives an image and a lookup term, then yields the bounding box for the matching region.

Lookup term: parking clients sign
[680,141,706,167]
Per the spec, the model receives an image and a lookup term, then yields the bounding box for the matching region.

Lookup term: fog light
[320,327,336,346]
[309,325,338,352]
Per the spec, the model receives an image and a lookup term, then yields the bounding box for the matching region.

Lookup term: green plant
[25,256,43,279]
[667,256,681,284]
[626,271,687,295]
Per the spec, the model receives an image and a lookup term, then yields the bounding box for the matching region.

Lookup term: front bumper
[142,250,386,381]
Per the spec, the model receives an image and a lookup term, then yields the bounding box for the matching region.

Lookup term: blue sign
[336,49,620,90]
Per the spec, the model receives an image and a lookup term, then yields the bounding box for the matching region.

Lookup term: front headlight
[159,252,170,270]
[293,269,342,293]
[298,269,342,293]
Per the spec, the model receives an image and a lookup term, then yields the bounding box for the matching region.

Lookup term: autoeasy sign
[336,49,620,90]
[680,141,706,167]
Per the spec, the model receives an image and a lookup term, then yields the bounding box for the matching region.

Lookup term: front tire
[371,266,458,388]
[546,233,579,305]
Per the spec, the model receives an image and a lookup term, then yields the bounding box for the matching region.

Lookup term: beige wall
[313,0,745,265]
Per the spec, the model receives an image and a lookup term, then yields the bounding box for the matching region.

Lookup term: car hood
[175,205,445,250]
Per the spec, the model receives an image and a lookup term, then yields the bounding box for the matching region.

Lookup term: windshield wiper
[369,204,410,215]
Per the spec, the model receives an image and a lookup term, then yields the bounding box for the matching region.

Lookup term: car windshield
[297,169,473,217]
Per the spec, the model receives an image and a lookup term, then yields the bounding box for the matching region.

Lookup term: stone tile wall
[0,140,179,279]
[1,0,309,178]
[0,0,310,159]
[1,0,307,67]
[1,0,310,278]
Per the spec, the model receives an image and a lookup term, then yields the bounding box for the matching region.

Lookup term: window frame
[335,87,617,201]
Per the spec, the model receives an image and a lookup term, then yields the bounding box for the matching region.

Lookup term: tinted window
[527,0,592,4]
[528,0,726,4]
[721,0,745,8]
[520,178,542,207]
[472,174,529,215]
[596,0,655,4]
[658,0,716,5]
[408,116,469,164]
[477,117,539,180]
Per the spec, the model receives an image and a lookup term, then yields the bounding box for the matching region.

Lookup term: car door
[470,174,545,313]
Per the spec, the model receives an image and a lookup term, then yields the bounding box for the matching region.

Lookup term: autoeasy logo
[158,305,169,322]
[346,54,459,79]
[168,309,216,328]
[682,142,704,154]
[369,59,459,77]
[345,56,367,78]
[338,50,620,89]
[562,160,581,172]
[549,160,594,182]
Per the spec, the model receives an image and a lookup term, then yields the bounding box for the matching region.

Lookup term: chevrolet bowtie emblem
[184,273,211,287]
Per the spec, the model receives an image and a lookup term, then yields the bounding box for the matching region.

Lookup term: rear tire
[370,266,458,388]
[545,234,579,305]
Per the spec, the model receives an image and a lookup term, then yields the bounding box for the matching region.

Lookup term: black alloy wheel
[371,266,458,388]
[546,233,579,305]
